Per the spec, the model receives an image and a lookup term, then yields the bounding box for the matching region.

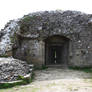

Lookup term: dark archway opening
[45,35,69,66]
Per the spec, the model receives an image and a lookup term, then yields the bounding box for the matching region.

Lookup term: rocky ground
[0,57,30,82]
[1,68,92,92]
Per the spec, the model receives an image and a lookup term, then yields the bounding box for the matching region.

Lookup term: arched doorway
[45,35,69,66]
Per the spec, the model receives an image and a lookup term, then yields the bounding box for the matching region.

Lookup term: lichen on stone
[1,10,92,67]
[0,20,19,56]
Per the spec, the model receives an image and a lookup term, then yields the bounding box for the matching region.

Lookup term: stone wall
[1,10,92,67]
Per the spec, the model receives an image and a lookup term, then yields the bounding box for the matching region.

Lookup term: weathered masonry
[1,10,92,67]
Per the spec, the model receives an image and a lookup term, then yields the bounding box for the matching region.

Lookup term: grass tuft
[0,72,35,89]
[69,67,92,73]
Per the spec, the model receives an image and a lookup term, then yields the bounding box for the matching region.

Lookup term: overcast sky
[0,0,92,30]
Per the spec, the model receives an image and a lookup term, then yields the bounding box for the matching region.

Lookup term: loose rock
[0,57,30,82]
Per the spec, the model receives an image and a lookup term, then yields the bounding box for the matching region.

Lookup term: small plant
[34,65,48,70]
[0,54,9,57]
[17,75,25,80]
[19,16,31,34]
[41,65,48,70]
[0,73,35,89]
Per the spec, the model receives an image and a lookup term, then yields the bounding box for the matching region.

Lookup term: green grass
[34,65,48,70]
[0,72,35,89]
[0,55,9,57]
[69,67,92,73]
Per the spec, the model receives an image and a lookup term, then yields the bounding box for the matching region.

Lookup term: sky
[0,0,92,30]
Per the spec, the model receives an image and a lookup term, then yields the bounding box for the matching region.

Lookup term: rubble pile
[0,58,30,82]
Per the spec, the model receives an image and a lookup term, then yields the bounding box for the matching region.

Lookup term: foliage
[19,15,39,34]
[0,54,9,57]
[10,33,17,43]
[69,67,92,73]
[21,16,31,23]
[0,72,35,89]
[34,65,48,70]
[19,16,31,34]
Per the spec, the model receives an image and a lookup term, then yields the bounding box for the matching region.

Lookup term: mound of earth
[0,57,30,82]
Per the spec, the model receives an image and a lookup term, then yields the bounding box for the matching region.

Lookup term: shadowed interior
[45,35,69,66]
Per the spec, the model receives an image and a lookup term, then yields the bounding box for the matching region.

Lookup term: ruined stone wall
[13,38,45,66]
[69,25,92,67]
[1,10,92,67]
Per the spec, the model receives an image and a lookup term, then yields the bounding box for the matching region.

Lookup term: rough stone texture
[0,20,19,56]
[0,57,30,82]
[1,10,92,67]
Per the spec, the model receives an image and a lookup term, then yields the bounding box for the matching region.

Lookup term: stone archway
[45,35,69,66]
